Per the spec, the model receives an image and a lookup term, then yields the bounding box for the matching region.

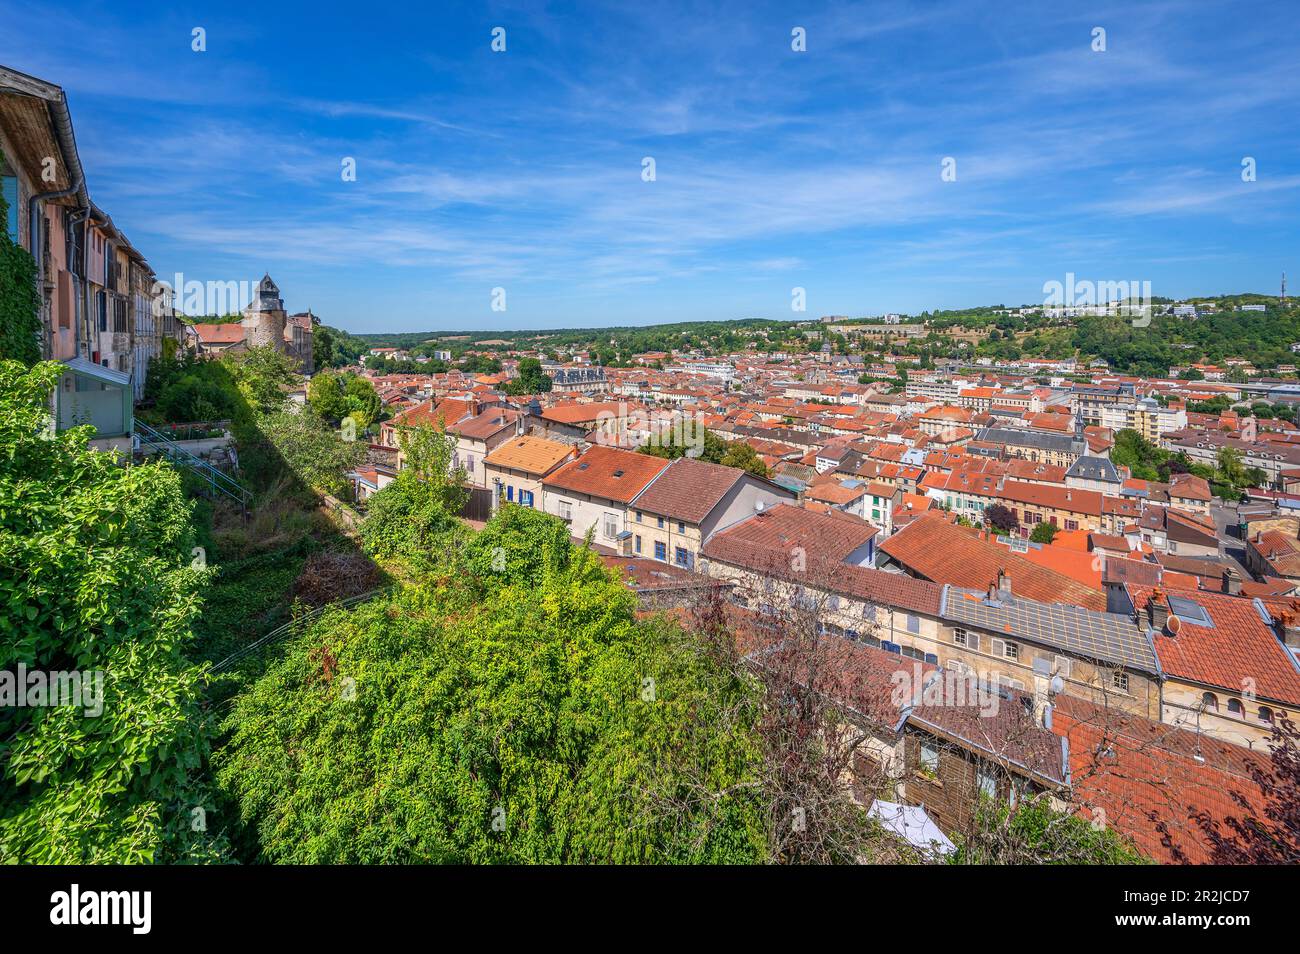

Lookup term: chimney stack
[1148,588,1170,631]
[997,569,1012,600]
[1277,606,1300,649]
[1222,566,1242,596]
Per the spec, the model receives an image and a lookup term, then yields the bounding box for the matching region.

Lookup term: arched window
[1258,706,1274,724]
[1227,699,1243,717]
[1201,692,1218,711]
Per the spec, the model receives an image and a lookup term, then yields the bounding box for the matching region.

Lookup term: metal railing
[209,587,387,674]
[135,420,251,508]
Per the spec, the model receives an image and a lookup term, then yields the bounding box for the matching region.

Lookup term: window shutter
[991,637,1005,658]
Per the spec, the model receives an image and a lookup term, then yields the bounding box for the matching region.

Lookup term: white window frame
[953,626,978,650]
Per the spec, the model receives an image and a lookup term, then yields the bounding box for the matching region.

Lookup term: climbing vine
[0,158,41,365]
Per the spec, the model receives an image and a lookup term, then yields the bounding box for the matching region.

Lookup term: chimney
[997,569,1012,599]
[1277,608,1300,649]
[1148,588,1170,631]
[1222,566,1242,596]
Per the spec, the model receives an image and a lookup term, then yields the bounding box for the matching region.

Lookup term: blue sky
[3,0,1298,332]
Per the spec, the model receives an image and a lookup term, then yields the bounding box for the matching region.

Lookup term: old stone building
[242,273,286,349]
[192,273,314,372]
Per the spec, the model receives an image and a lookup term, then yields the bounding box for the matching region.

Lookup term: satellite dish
[1049,675,1065,695]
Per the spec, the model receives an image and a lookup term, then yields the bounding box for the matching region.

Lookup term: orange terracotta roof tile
[881,513,1107,611]
[483,435,575,476]
[542,445,669,503]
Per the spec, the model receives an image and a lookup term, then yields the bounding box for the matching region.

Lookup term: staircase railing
[135,420,251,509]
[209,587,387,674]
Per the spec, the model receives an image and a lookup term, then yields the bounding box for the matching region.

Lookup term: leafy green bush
[215,522,766,863]
[953,797,1148,865]
[157,373,237,423]
[360,423,469,561]
[463,504,572,587]
[0,361,225,862]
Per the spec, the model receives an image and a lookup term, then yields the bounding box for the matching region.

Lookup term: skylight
[1167,595,1212,627]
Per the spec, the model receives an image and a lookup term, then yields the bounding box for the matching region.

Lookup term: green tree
[307,369,350,422]
[343,375,381,429]
[313,324,337,369]
[719,441,770,478]
[216,513,767,863]
[1216,446,1246,486]
[359,423,469,560]
[503,357,552,396]
[157,373,237,423]
[1111,428,1167,482]
[228,346,299,416]
[1029,522,1058,545]
[245,409,363,499]
[0,361,225,862]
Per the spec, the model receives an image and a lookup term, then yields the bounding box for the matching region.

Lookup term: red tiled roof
[631,457,749,523]
[449,407,520,440]
[1127,584,1300,706]
[702,502,876,565]
[192,322,246,344]
[999,480,1104,517]
[542,445,669,503]
[390,397,475,429]
[806,481,867,506]
[702,508,944,617]
[541,401,630,425]
[1051,694,1276,864]
[880,513,1107,611]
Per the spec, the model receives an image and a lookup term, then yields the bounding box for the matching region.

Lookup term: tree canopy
[217,505,768,863]
[0,361,224,862]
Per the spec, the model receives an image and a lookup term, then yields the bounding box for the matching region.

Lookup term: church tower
[242,273,287,350]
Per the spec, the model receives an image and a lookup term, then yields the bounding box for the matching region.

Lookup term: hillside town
[317,312,1300,863]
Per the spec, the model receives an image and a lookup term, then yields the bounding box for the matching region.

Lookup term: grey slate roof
[977,426,1084,456]
[1065,455,1122,483]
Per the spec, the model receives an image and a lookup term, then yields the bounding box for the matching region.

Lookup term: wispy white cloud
[3,0,1297,328]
